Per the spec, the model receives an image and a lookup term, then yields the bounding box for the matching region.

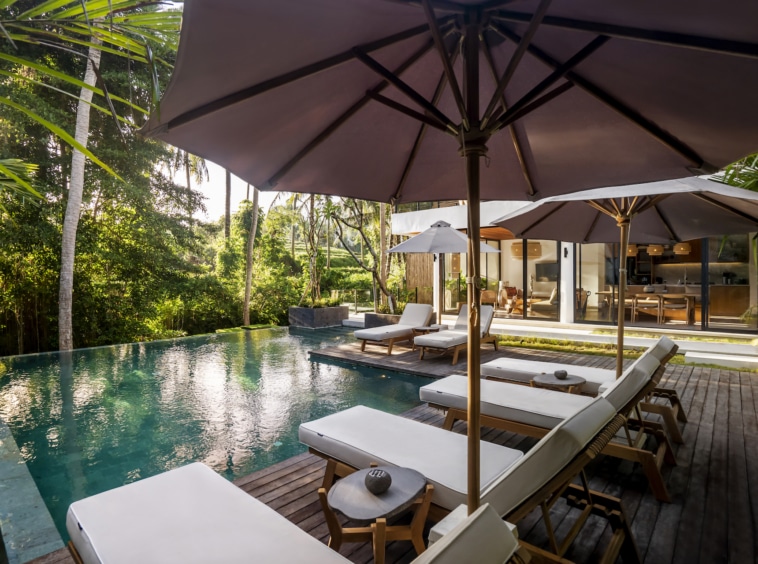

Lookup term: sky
[193,161,278,222]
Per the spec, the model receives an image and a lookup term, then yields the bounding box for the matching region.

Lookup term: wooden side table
[318,466,434,564]
[531,372,586,394]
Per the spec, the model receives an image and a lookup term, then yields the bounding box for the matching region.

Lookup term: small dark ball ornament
[365,468,392,495]
[554,370,568,380]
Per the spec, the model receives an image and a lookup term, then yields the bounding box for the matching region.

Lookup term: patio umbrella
[492,176,758,376]
[388,220,499,324]
[143,0,758,512]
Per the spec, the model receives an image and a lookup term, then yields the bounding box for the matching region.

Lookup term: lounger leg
[409,484,434,555]
[360,339,367,352]
[372,519,387,564]
[652,387,689,422]
[640,401,684,444]
[318,488,343,551]
[387,338,394,355]
[419,347,425,360]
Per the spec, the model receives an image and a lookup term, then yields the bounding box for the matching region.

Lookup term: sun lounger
[480,336,687,443]
[420,340,677,502]
[66,462,520,564]
[414,305,498,365]
[300,399,640,563]
[354,303,433,355]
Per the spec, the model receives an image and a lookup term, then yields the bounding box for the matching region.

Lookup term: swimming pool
[0,327,425,541]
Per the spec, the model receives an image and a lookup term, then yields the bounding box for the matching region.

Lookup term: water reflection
[0,328,423,539]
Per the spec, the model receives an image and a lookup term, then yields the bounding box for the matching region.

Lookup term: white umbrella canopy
[144,0,758,513]
[492,176,758,375]
[389,221,499,254]
[389,221,499,323]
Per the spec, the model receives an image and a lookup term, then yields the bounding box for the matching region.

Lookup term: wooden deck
[30,346,757,563]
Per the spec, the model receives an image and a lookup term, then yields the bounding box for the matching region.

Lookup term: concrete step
[684,351,758,370]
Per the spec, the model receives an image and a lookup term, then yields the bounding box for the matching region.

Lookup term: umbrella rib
[481,33,537,197]
[486,35,609,135]
[420,0,468,130]
[393,43,461,202]
[368,91,451,132]
[158,20,449,133]
[690,192,758,224]
[587,199,618,218]
[260,39,436,190]
[581,209,603,243]
[493,81,575,132]
[649,204,678,241]
[492,11,758,60]
[481,0,553,130]
[353,47,458,134]
[491,24,710,170]
[516,201,569,234]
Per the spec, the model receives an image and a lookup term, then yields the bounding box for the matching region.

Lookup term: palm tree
[0,1,182,350]
[0,1,181,199]
[171,149,209,227]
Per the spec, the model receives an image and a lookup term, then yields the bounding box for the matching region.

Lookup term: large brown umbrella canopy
[144,0,758,512]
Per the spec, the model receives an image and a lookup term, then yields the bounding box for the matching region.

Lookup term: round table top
[532,372,586,389]
[327,466,426,524]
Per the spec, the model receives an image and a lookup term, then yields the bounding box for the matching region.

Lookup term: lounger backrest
[600,354,660,411]
[482,397,616,517]
[399,303,433,327]
[452,306,468,330]
[480,305,494,336]
[648,335,678,363]
[411,503,518,564]
[453,305,494,335]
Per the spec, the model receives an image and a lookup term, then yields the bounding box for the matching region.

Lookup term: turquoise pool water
[0,327,424,540]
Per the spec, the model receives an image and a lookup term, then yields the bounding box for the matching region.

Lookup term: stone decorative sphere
[365,468,392,495]
[554,370,568,380]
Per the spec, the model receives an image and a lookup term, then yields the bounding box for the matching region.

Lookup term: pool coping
[0,418,64,564]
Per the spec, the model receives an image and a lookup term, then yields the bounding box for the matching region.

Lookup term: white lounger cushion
[420,375,592,429]
[601,354,660,411]
[483,397,616,516]
[414,504,517,564]
[420,349,660,431]
[299,405,524,512]
[66,462,347,564]
[481,336,676,394]
[415,305,494,349]
[481,357,614,394]
[354,303,432,341]
[414,330,468,349]
[67,462,520,564]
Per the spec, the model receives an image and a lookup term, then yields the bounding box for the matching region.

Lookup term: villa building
[393,201,757,334]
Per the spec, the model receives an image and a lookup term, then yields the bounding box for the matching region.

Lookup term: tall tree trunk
[59,42,101,351]
[224,169,231,239]
[184,153,193,230]
[243,187,259,325]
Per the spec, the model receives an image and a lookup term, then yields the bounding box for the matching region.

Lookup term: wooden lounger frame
[433,353,678,503]
[308,414,641,564]
[309,410,639,564]
[418,333,499,365]
[359,334,413,355]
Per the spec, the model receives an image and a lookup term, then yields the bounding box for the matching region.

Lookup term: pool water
[0,327,424,540]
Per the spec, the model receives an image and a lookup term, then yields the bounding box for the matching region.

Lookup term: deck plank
[26,346,756,564]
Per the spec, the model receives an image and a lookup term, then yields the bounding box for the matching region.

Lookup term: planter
[363,313,401,329]
[288,306,349,329]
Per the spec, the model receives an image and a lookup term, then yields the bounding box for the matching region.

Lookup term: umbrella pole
[438,253,444,325]
[616,218,631,377]
[462,16,484,515]
[465,156,482,515]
